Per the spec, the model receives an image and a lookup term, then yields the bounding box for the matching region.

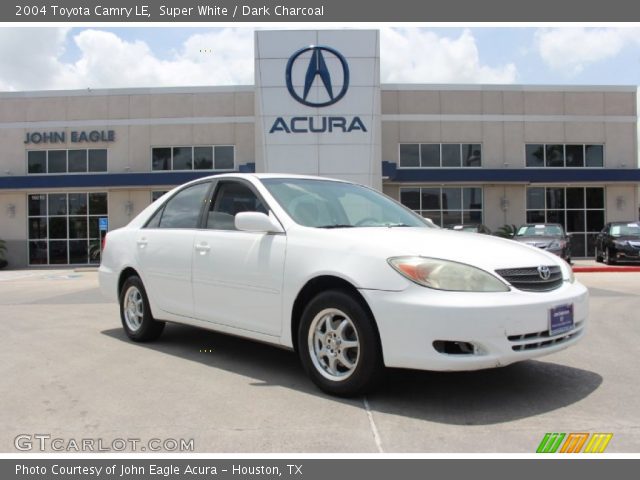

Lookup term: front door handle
[195,243,210,255]
[137,238,148,248]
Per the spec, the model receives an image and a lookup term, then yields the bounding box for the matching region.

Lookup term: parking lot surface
[1,268,638,453]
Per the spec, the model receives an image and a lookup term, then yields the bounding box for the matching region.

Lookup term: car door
[135,181,212,318]
[192,179,286,336]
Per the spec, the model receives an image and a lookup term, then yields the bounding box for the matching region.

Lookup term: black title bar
[4,0,640,22]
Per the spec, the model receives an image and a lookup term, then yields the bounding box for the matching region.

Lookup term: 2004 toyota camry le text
[99,174,588,396]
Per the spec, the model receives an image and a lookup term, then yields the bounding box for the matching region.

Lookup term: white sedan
[99,174,588,396]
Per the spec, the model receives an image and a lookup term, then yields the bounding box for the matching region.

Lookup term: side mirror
[235,212,284,233]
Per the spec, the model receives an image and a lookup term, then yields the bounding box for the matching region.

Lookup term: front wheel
[298,290,383,397]
[119,275,165,342]
[603,247,617,265]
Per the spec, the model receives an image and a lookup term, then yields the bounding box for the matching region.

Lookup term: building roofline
[381,84,638,93]
[0,83,637,98]
[0,85,255,99]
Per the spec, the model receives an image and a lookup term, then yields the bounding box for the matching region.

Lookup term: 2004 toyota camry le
[99,174,588,396]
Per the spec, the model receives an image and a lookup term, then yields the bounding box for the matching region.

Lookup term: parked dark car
[513,223,571,263]
[446,224,492,234]
[595,221,640,264]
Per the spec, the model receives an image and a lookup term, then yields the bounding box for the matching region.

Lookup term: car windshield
[516,225,564,237]
[261,178,431,228]
[610,224,640,237]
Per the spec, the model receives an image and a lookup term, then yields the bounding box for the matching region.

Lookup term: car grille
[508,321,584,352]
[495,266,563,292]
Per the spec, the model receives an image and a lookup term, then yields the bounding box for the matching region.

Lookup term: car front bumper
[360,280,588,371]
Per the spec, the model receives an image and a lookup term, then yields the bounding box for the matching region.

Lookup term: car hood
[514,236,561,245]
[611,235,640,242]
[312,227,563,272]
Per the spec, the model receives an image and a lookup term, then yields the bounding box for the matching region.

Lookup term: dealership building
[0,29,639,267]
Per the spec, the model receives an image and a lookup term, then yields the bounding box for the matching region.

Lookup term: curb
[573,266,640,273]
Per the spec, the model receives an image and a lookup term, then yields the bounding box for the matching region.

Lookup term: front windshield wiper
[316,224,355,229]
[384,223,412,227]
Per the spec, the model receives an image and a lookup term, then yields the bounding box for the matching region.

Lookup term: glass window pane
[214,146,234,170]
[463,188,482,209]
[586,210,605,232]
[546,210,565,227]
[585,145,604,167]
[565,145,584,167]
[546,188,565,209]
[49,217,67,239]
[159,182,210,229]
[89,193,108,215]
[545,145,564,167]
[172,147,193,170]
[89,239,101,264]
[28,151,46,174]
[69,217,88,239]
[48,193,67,215]
[442,188,462,210]
[48,150,67,173]
[586,188,604,209]
[566,210,585,232]
[69,193,88,215]
[69,240,88,264]
[89,217,100,239]
[88,149,107,172]
[422,211,441,226]
[29,241,48,265]
[152,191,168,202]
[526,144,544,167]
[28,218,47,239]
[586,234,598,257]
[566,188,585,209]
[194,147,213,170]
[527,187,545,210]
[421,188,441,209]
[420,144,440,167]
[526,210,545,223]
[399,188,420,210]
[464,210,483,224]
[442,211,462,227]
[442,144,461,167]
[570,233,586,258]
[207,182,267,230]
[68,150,87,173]
[152,147,171,171]
[462,144,482,167]
[49,241,68,264]
[28,194,47,216]
[399,144,419,167]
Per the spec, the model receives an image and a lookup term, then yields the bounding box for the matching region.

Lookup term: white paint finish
[99,173,588,377]
[263,145,319,174]
[192,229,286,335]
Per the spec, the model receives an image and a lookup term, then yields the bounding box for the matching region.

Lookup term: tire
[297,290,383,397]
[119,275,165,342]
[595,246,603,263]
[603,247,617,266]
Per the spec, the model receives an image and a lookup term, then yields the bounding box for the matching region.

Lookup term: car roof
[197,172,352,183]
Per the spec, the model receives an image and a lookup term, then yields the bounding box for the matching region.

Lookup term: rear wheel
[298,290,382,397]
[119,275,165,341]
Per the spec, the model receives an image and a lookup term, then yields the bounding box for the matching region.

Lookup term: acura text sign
[24,130,116,144]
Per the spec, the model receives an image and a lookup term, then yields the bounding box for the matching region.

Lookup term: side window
[206,181,267,230]
[145,208,163,229]
[158,182,210,229]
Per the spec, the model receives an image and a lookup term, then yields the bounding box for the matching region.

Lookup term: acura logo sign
[285,45,350,107]
[537,266,551,280]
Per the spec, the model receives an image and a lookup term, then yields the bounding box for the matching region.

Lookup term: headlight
[549,240,566,249]
[388,256,510,292]
[559,260,575,283]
